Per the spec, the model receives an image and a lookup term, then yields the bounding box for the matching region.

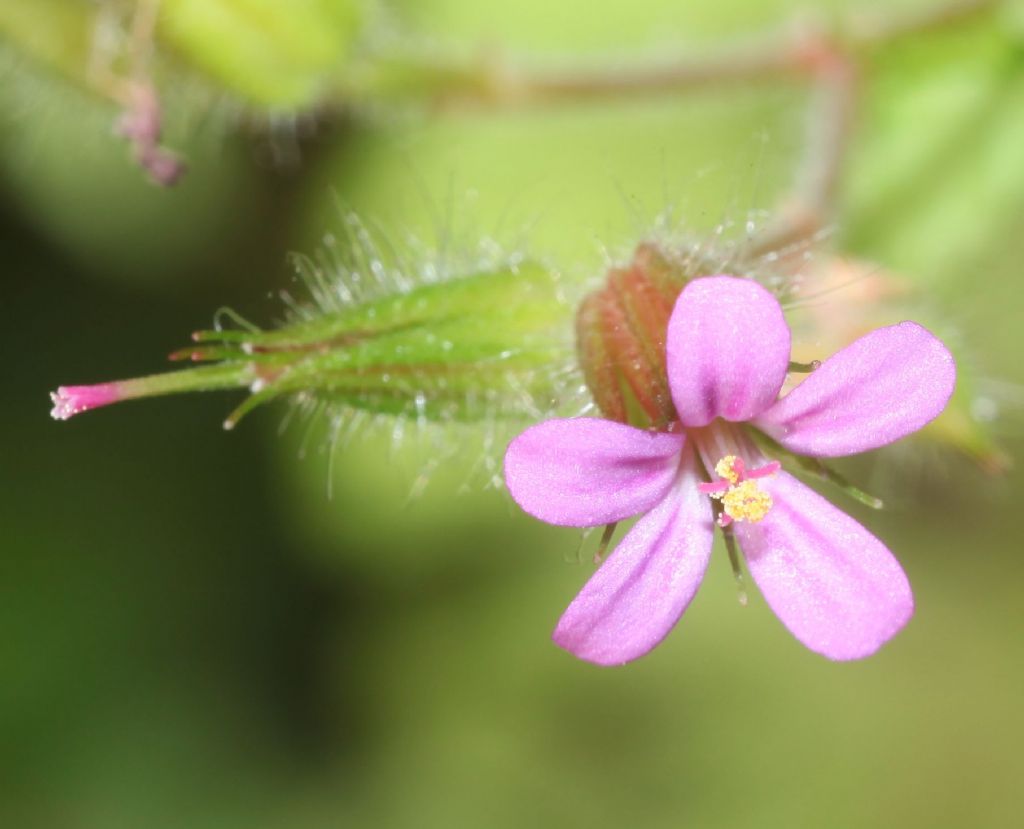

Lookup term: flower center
[698,454,780,526]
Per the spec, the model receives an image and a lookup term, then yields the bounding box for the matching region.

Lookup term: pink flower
[504,276,955,665]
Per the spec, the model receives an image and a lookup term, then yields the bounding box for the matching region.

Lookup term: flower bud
[576,242,700,430]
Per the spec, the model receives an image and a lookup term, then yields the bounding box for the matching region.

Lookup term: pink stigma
[49,383,123,421]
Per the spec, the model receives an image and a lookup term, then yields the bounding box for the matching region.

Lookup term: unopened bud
[576,242,701,429]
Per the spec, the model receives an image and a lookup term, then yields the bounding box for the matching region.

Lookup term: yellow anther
[715,455,741,485]
[721,480,773,524]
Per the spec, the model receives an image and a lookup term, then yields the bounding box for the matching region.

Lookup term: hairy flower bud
[576,242,704,430]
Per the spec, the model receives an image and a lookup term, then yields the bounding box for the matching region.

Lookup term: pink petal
[504,418,685,527]
[755,321,955,456]
[553,447,713,665]
[666,276,791,427]
[735,472,913,660]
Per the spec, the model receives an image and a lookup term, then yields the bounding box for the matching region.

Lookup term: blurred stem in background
[0,0,1006,205]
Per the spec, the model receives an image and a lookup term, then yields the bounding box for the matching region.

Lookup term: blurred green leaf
[0,0,95,81]
[846,16,1024,291]
[157,0,365,108]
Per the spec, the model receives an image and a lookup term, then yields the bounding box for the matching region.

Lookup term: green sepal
[222,261,571,425]
[749,430,885,510]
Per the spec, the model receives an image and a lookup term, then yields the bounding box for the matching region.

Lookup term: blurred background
[2,1,1023,827]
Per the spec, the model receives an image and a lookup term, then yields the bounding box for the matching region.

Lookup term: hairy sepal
[237,262,571,422]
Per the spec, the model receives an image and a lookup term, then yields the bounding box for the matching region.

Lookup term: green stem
[594,522,619,564]
[721,524,749,607]
[751,431,884,509]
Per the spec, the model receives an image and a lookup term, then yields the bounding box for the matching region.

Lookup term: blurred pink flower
[505,276,956,665]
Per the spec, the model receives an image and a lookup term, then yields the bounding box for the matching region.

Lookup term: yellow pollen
[715,455,741,485]
[721,480,773,524]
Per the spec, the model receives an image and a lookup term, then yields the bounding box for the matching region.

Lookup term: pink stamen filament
[745,460,781,480]
[699,458,780,492]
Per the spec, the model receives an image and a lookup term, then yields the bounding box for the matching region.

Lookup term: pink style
[504,276,956,666]
[50,383,124,421]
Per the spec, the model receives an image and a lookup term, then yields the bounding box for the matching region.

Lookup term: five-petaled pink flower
[504,276,955,665]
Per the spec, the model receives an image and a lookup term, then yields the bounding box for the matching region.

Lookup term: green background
[2,1,1023,826]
